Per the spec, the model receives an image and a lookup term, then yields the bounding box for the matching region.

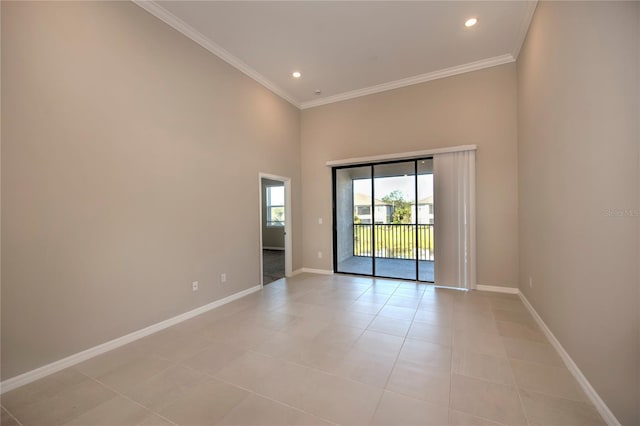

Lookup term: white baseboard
[518,292,620,426]
[300,268,334,275]
[0,285,262,394]
[476,284,519,294]
[291,268,334,276]
[262,246,285,251]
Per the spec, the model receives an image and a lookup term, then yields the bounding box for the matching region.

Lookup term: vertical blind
[433,149,476,289]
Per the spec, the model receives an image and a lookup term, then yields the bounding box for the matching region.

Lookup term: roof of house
[354,193,433,206]
[354,193,391,206]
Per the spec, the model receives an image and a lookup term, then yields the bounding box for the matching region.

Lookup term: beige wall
[301,63,519,287]
[517,2,639,424]
[1,1,301,380]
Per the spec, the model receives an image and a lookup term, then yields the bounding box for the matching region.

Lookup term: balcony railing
[353,224,434,261]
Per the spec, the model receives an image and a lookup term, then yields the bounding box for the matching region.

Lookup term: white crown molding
[512,0,538,58]
[133,0,301,108]
[300,54,515,109]
[134,1,526,110]
[519,292,620,426]
[0,285,262,394]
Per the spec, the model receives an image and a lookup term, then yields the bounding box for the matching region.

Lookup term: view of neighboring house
[415,196,434,224]
[353,193,393,224]
[355,193,433,224]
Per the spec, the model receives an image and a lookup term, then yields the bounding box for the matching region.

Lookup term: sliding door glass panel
[373,161,416,280]
[417,159,435,282]
[335,166,373,275]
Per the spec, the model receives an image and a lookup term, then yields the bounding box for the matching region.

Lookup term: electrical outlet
[317,251,323,259]
[221,273,227,283]
[318,217,323,225]
[529,276,533,288]
[192,281,199,292]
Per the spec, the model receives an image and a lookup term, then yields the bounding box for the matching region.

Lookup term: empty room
[1,1,639,425]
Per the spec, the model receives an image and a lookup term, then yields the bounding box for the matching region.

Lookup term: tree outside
[381,190,413,224]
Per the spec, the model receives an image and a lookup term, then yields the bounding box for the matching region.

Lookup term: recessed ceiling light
[292,71,301,78]
[465,17,478,27]
[314,89,322,95]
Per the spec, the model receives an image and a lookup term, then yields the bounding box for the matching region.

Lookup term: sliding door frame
[331,157,434,283]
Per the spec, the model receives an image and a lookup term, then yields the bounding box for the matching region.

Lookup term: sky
[267,185,285,205]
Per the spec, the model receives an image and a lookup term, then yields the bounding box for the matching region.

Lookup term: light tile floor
[1,274,606,426]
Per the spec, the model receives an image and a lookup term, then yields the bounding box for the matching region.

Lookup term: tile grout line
[179,362,340,426]
[75,369,179,426]
[211,287,503,422]
[236,284,556,424]
[369,284,427,424]
[494,301,530,425]
[210,343,373,395]
[489,298,606,422]
[412,283,453,425]
[447,323,593,418]
[447,290,472,424]
[365,283,413,424]
[187,282,434,424]
[12,278,579,426]
[447,293,510,425]
[448,310,455,424]
[513,378,533,426]
[1,405,24,426]
[494,299,533,426]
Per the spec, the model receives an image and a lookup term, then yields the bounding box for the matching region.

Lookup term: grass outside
[354,224,434,260]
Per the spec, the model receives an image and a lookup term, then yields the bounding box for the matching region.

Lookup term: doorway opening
[259,173,292,285]
[332,158,434,282]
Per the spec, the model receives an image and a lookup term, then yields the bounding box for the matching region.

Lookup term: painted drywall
[1,1,301,380]
[261,178,285,249]
[301,63,519,287]
[517,2,639,424]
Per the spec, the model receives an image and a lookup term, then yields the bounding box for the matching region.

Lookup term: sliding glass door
[335,166,373,275]
[417,159,434,281]
[373,161,416,280]
[332,158,434,282]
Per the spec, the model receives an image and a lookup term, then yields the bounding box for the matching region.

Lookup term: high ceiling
[137,1,537,109]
